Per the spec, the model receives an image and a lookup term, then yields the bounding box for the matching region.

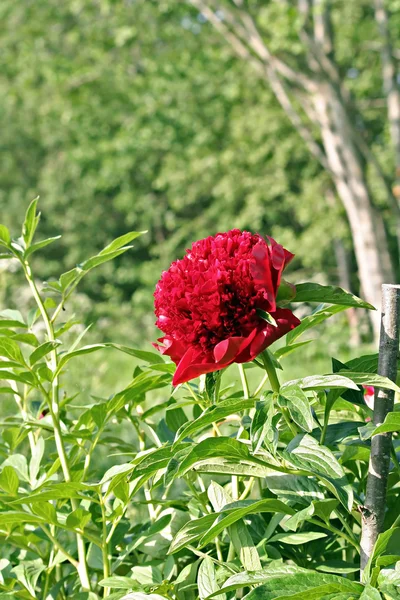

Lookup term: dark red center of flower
[154,230,274,353]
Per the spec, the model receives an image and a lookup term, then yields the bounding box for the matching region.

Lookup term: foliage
[1,0,363,343]
[0,205,399,598]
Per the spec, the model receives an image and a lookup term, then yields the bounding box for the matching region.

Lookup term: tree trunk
[332,237,361,346]
[313,82,395,340]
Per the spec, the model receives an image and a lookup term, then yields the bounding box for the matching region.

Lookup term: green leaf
[105,345,165,364]
[199,499,294,547]
[338,372,400,394]
[0,225,11,246]
[210,565,363,598]
[372,412,400,436]
[99,577,139,590]
[268,531,327,545]
[166,437,281,482]
[0,338,26,366]
[251,393,275,453]
[359,586,382,599]
[57,344,107,370]
[66,508,91,529]
[0,466,19,496]
[282,434,354,511]
[229,520,262,571]
[0,511,46,525]
[22,198,40,247]
[174,398,254,445]
[274,341,313,360]
[99,463,134,485]
[79,248,133,272]
[0,370,35,385]
[257,309,277,327]
[282,374,359,392]
[98,231,146,255]
[363,528,400,582]
[11,482,90,504]
[12,558,46,597]
[31,502,58,525]
[278,386,314,432]
[24,235,61,258]
[59,268,79,292]
[286,305,347,344]
[29,341,60,366]
[198,557,219,600]
[169,514,217,554]
[293,283,375,310]
[29,437,44,484]
[170,493,290,557]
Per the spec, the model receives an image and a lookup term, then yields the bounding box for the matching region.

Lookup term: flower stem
[100,497,111,598]
[260,351,280,393]
[22,261,91,592]
[238,364,250,399]
[261,351,298,436]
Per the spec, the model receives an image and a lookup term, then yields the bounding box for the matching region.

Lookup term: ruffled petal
[153,336,186,364]
[172,347,219,386]
[236,308,301,363]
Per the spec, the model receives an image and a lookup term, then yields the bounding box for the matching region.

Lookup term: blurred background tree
[0,0,398,346]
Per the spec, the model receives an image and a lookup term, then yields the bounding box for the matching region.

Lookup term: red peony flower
[154,229,300,385]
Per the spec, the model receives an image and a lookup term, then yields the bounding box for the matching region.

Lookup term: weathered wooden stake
[360,284,400,572]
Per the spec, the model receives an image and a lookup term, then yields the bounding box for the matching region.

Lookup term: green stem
[40,525,79,568]
[238,364,250,399]
[100,498,111,598]
[261,351,280,393]
[261,351,298,436]
[22,261,91,592]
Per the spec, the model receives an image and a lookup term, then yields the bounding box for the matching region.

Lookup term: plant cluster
[0,202,399,599]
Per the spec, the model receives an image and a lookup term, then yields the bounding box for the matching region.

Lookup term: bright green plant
[0,202,399,599]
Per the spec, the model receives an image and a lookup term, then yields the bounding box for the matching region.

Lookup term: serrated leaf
[293,283,375,310]
[12,558,45,596]
[278,386,314,432]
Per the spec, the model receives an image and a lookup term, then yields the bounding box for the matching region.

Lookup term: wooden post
[360,284,400,571]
